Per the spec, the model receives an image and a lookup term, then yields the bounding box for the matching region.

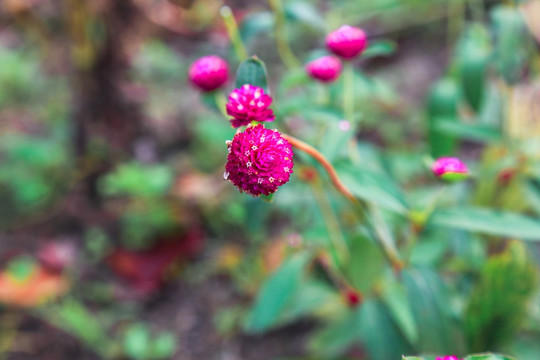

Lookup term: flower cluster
[225,124,293,196]
[226,84,275,128]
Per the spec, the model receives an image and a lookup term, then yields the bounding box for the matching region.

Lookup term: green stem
[214,91,228,119]
[269,0,301,69]
[343,63,361,164]
[311,179,349,270]
[367,204,404,274]
[220,6,248,61]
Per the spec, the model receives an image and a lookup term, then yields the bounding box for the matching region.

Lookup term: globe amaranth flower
[435,356,462,360]
[226,84,275,128]
[225,124,293,196]
[188,55,229,92]
[432,157,469,182]
[326,25,368,59]
[306,55,343,83]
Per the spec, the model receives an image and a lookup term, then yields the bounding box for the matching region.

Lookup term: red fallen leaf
[106,228,204,294]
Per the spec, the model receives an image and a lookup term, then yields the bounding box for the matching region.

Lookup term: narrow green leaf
[337,163,409,214]
[465,353,517,360]
[235,56,270,93]
[308,309,362,358]
[382,282,419,345]
[124,324,151,360]
[427,78,459,157]
[345,236,385,293]
[430,207,540,240]
[402,356,424,360]
[361,39,397,59]
[434,118,501,142]
[244,251,312,333]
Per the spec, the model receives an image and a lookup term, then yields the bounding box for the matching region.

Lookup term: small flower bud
[226,84,275,128]
[188,55,229,92]
[326,25,368,59]
[432,157,469,181]
[305,55,343,83]
[435,356,462,360]
[225,124,293,196]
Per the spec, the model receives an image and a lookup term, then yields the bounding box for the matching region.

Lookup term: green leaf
[345,236,385,293]
[235,56,270,93]
[402,356,424,360]
[465,241,538,351]
[427,78,459,157]
[124,324,151,359]
[244,251,312,333]
[337,163,409,214]
[382,282,419,345]
[430,207,540,240]
[151,332,176,359]
[308,309,362,358]
[403,267,465,354]
[434,118,501,142]
[358,299,413,359]
[361,39,397,59]
[465,353,517,360]
[284,1,325,31]
[260,193,274,202]
[240,12,274,43]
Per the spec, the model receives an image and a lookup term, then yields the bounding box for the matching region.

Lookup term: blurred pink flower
[306,55,343,83]
[432,157,469,182]
[189,55,229,92]
[225,124,293,196]
[435,356,462,360]
[326,25,368,59]
[226,84,275,128]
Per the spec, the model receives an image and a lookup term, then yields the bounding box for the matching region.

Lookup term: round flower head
[435,356,462,360]
[225,124,293,196]
[306,55,343,83]
[432,157,469,182]
[326,25,368,59]
[188,55,229,92]
[226,84,275,128]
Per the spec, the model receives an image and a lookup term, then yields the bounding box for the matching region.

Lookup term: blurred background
[0,0,539,359]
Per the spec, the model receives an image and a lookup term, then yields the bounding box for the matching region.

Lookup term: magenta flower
[188,55,229,92]
[226,84,275,128]
[435,356,462,360]
[432,157,469,182]
[306,55,343,83]
[326,25,368,59]
[225,124,294,196]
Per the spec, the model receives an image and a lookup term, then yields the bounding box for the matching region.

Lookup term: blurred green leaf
[6,256,36,282]
[403,267,465,354]
[337,163,409,214]
[240,12,275,43]
[235,56,270,93]
[244,251,313,333]
[151,332,176,359]
[124,324,151,359]
[361,40,398,59]
[434,117,501,142]
[358,299,413,359]
[308,308,361,358]
[345,236,385,293]
[427,78,459,157]
[284,2,325,31]
[382,282,418,345]
[466,241,538,351]
[100,162,173,197]
[465,353,516,360]
[430,207,540,240]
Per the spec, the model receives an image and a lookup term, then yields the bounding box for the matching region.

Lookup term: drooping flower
[435,356,462,360]
[226,84,275,128]
[305,55,343,83]
[188,55,229,92]
[432,157,469,181]
[326,25,368,59]
[225,124,293,196]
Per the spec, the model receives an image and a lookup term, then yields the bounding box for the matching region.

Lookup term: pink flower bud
[188,55,229,92]
[432,157,469,181]
[435,356,462,360]
[326,25,368,59]
[226,84,275,128]
[305,55,343,83]
[225,124,294,196]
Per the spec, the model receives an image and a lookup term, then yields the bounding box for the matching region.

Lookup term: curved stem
[283,133,404,273]
[281,133,358,205]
